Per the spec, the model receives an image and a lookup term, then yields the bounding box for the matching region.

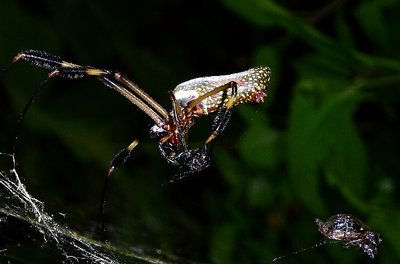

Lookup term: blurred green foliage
[0,0,399,263]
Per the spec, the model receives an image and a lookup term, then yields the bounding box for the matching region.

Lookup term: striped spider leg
[3,50,271,179]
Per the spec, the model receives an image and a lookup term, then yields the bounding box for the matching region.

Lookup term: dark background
[1,0,400,263]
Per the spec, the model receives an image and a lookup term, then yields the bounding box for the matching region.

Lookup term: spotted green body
[173,66,271,116]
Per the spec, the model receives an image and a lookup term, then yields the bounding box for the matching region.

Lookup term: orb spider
[3,50,271,182]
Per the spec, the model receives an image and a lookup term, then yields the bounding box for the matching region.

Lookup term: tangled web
[0,152,184,264]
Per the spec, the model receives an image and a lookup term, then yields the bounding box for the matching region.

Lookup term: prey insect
[2,50,271,182]
[316,214,382,259]
[273,214,382,262]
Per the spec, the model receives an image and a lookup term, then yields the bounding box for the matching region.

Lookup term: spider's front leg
[7,49,109,79]
[5,50,171,175]
[3,50,110,156]
[7,50,168,124]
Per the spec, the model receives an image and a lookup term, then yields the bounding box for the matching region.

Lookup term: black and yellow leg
[7,50,167,125]
[5,50,169,175]
[186,81,237,113]
[108,138,141,176]
[205,82,237,144]
[206,107,233,144]
[184,80,238,144]
[9,49,104,79]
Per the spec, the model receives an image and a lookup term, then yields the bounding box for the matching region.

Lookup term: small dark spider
[272,214,382,262]
[316,214,382,258]
[2,50,271,182]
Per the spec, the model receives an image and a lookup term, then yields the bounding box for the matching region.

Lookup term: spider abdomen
[173,66,271,116]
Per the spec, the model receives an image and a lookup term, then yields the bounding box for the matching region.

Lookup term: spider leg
[108,137,141,176]
[342,239,362,249]
[5,50,172,168]
[116,73,169,119]
[186,81,236,113]
[343,238,363,247]
[169,91,191,151]
[7,50,167,126]
[206,105,233,144]
[181,81,238,145]
[205,81,237,144]
[100,135,142,238]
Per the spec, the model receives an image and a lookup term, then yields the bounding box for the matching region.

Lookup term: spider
[316,214,382,258]
[272,213,382,262]
[3,50,271,182]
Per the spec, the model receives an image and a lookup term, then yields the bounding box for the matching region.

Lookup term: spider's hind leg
[205,81,237,144]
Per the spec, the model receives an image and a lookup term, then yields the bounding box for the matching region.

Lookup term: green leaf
[318,92,369,211]
[213,147,246,196]
[288,76,366,214]
[355,0,397,52]
[221,0,284,28]
[222,0,400,72]
[238,123,280,170]
[253,44,282,105]
[210,223,238,264]
[222,0,336,54]
[334,12,356,51]
[246,176,275,209]
[288,85,326,215]
[371,210,400,259]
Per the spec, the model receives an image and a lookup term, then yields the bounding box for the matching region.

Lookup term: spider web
[0,152,187,264]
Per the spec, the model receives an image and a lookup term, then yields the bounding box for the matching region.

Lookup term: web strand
[272,239,328,262]
[12,78,49,161]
